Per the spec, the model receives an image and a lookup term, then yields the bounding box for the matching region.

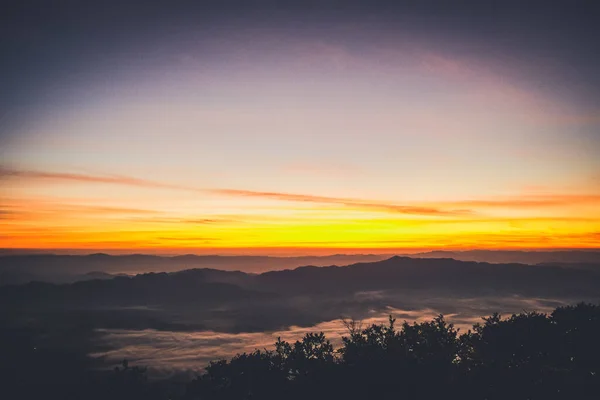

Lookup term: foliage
[2,303,599,399]
[185,303,600,400]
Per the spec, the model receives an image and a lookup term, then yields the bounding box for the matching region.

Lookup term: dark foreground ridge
[2,303,599,400]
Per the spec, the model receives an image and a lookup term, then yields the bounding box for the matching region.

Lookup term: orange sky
[2,168,599,254]
[1,21,599,253]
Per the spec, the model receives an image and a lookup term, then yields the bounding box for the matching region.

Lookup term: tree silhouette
[3,303,599,399]
[185,303,600,400]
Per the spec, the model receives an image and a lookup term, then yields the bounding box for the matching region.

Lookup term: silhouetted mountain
[254,256,600,298]
[3,256,599,335]
[0,270,275,312]
[0,253,388,285]
[408,250,600,265]
[0,268,125,286]
[2,256,600,399]
[537,262,600,271]
[82,271,128,280]
[3,251,599,286]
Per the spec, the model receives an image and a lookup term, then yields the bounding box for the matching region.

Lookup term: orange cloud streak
[1,167,467,216]
[0,167,190,191]
[444,194,600,208]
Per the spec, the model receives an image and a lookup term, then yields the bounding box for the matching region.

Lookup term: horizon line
[2,247,600,257]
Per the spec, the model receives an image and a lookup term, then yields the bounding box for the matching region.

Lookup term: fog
[3,255,599,380]
[91,295,575,378]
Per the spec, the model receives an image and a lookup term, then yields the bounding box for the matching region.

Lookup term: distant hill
[254,256,600,298]
[407,250,600,265]
[0,269,274,311]
[2,250,599,286]
[2,256,599,334]
[0,253,388,285]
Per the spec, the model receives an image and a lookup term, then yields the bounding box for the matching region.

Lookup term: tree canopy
[2,303,599,399]
[185,303,600,400]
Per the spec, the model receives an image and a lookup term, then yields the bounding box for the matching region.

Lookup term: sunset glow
[3,3,600,398]
[2,8,599,254]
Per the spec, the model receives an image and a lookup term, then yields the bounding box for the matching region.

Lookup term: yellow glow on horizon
[2,188,599,253]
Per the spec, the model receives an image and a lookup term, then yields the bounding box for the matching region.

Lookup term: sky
[1,0,599,254]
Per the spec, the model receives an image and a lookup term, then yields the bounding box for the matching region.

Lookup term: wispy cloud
[0,167,191,191]
[417,51,600,127]
[182,218,235,224]
[75,205,164,215]
[209,189,469,216]
[157,237,221,242]
[1,166,467,216]
[0,199,164,218]
[4,166,600,217]
[122,217,237,225]
[0,209,16,219]
[444,194,600,208]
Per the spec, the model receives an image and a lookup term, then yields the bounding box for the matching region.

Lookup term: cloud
[0,209,16,219]
[5,166,599,217]
[1,166,467,216]
[0,167,191,191]
[0,199,165,219]
[445,194,600,208]
[115,217,237,225]
[73,205,164,215]
[157,237,221,242]
[182,218,234,224]
[417,51,600,127]
[212,189,468,216]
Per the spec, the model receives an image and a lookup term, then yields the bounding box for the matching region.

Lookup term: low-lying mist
[2,254,599,380]
[91,294,578,379]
